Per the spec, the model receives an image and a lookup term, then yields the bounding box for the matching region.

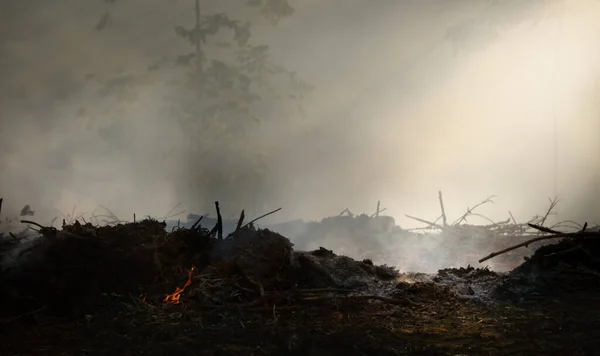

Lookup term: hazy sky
[0,0,599,228]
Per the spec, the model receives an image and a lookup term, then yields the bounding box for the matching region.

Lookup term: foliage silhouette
[89,0,313,214]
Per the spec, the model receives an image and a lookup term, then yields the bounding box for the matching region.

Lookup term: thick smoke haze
[1,0,599,245]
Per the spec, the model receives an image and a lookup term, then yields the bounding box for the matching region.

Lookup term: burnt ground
[2,219,600,355]
[3,275,600,356]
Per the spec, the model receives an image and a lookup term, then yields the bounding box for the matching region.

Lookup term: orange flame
[164,266,195,305]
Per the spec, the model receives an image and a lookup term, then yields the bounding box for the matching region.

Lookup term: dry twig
[452,195,496,226]
[242,208,282,229]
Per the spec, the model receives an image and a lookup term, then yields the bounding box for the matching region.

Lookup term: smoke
[1,0,599,269]
[253,0,600,227]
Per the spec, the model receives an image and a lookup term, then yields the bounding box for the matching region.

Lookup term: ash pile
[426,222,600,303]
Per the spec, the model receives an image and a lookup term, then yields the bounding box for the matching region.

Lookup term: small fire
[164,266,195,305]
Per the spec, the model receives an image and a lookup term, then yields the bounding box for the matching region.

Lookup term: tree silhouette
[90,0,313,214]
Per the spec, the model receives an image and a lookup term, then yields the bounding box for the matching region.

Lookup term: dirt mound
[516,237,600,273]
[208,228,294,280]
[1,219,176,316]
[491,235,600,301]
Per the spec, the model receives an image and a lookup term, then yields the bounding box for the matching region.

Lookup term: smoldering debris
[1,196,600,355]
[262,193,598,272]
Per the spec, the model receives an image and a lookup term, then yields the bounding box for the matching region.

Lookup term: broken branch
[405,215,443,230]
[438,191,447,228]
[242,208,282,229]
[452,195,496,226]
[479,226,600,263]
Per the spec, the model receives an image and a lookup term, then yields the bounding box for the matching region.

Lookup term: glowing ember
[164,266,195,305]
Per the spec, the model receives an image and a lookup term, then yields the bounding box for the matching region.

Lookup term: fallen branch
[467,213,499,226]
[338,208,353,217]
[528,223,561,235]
[242,208,282,229]
[20,219,46,231]
[479,223,599,263]
[370,208,387,218]
[478,235,567,263]
[405,215,443,230]
[191,215,204,230]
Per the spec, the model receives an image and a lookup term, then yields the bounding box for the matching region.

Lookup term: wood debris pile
[0,200,412,322]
